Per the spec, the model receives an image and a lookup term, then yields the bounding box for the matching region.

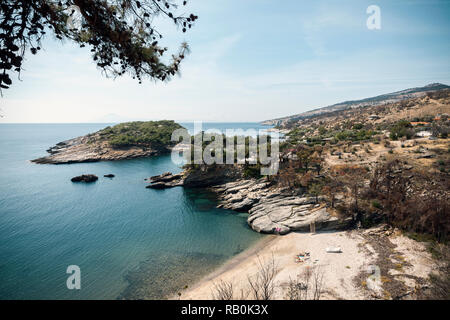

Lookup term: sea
[0,122,270,299]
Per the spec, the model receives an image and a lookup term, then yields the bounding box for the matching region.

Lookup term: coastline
[176,227,434,300]
[176,230,371,300]
[171,234,278,300]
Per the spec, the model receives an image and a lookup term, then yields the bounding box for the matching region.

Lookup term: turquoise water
[0,123,267,300]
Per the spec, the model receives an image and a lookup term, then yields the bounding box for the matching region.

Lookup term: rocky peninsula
[31,120,184,164]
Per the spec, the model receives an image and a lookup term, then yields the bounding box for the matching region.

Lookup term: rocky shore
[146,172,184,189]
[212,179,349,234]
[147,166,350,235]
[31,135,161,164]
[31,121,184,164]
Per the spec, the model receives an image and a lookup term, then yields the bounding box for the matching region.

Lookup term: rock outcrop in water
[146,172,184,189]
[71,174,98,183]
[145,165,242,189]
[147,166,350,235]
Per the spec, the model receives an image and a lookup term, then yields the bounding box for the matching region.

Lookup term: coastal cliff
[32,121,184,164]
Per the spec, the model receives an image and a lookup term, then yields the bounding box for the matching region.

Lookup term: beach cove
[0,123,268,299]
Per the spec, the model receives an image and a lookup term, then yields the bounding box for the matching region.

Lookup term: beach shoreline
[176,230,371,300]
[175,227,434,300]
[169,234,278,300]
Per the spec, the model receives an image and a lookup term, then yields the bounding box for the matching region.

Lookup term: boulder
[71,174,98,183]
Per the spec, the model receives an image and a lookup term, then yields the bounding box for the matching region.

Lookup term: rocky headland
[31,120,184,164]
[32,135,161,164]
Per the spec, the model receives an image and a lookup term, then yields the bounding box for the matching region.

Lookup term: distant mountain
[262,83,450,126]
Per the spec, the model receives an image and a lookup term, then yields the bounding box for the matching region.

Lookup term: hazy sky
[1,0,450,123]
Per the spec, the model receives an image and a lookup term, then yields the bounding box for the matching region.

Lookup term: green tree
[389,120,414,140]
[0,1,198,92]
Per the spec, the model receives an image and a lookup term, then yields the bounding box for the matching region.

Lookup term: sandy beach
[178,227,434,300]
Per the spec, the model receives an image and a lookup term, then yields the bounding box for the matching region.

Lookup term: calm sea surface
[0,123,268,299]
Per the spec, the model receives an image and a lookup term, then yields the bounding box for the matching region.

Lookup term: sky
[1,0,450,123]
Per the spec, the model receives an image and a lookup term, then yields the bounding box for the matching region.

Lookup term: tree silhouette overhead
[0,0,198,92]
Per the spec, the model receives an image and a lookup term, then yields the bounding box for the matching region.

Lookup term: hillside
[262,83,450,127]
[165,89,449,300]
[32,121,185,164]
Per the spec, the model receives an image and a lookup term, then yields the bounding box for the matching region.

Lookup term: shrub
[101,121,184,149]
[372,200,382,209]
[389,120,414,140]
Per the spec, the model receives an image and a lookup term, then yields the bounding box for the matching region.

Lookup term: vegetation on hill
[91,120,184,150]
[275,91,450,241]
[268,90,450,298]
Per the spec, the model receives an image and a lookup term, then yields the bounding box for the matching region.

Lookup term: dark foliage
[389,120,414,140]
[427,245,450,300]
[94,120,184,149]
[370,159,450,242]
[0,1,197,92]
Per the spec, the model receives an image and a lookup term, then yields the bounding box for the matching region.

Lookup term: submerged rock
[71,174,98,183]
[104,174,115,178]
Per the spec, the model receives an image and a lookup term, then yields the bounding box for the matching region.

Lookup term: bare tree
[312,266,324,300]
[247,254,279,300]
[332,164,369,215]
[237,287,250,300]
[211,280,234,300]
[284,266,324,300]
[285,276,306,300]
